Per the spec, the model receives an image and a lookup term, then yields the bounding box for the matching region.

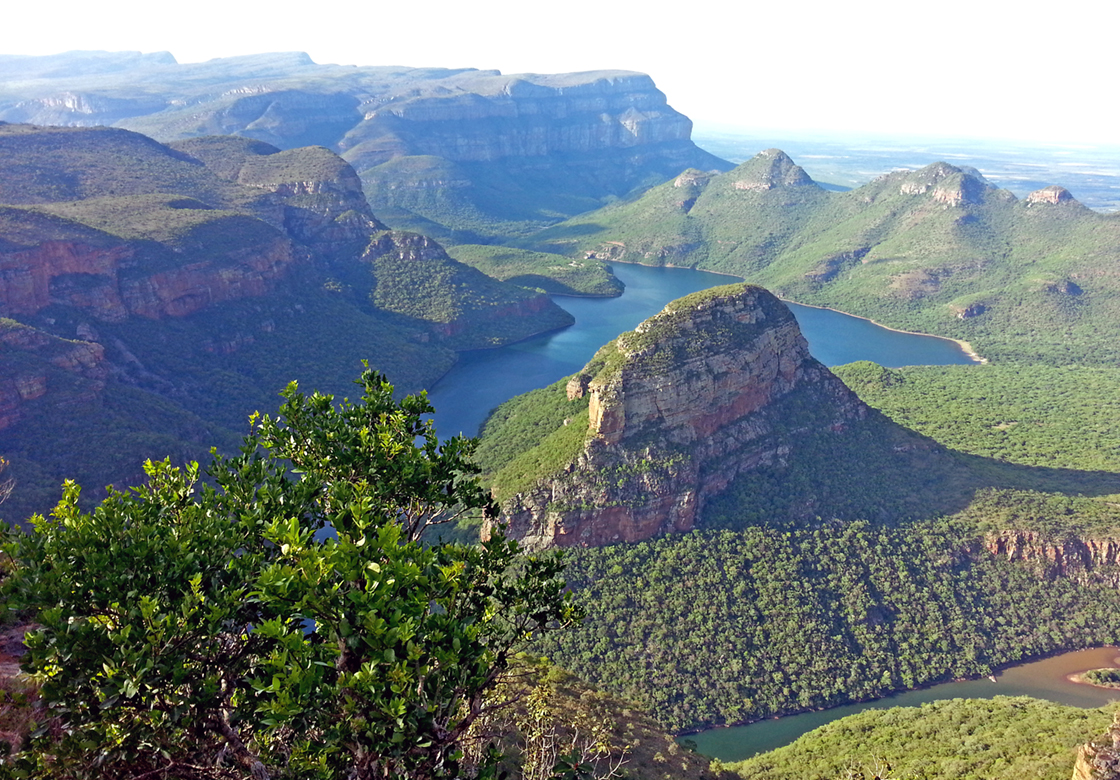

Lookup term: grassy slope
[447,244,623,297]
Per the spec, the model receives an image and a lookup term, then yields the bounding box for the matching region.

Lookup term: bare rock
[1027,185,1074,205]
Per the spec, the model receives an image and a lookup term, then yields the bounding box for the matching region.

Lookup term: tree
[2,369,582,779]
[0,458,11,506]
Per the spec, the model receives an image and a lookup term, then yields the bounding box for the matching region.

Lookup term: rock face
[0,236,301,323]
[732,149,815,191]
[0,322,108,430]
[1027,185,1075,206]
[1072,712,1120,780]
[343,72,698,167]
[984,530,1120,585]
[492,284,866,549]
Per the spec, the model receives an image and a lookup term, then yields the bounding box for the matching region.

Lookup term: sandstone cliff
[983,529,1120,585]
[1072,712,1120,780]
[487,284,866,549]
[339,71,703,167]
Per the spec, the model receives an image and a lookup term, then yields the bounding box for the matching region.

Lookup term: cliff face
[1072,713,1120,780]
[343,72,696,167]
[492,285,866,549]
[0,236,301,323]
[984,530,1120,585]
[0,322,107,431]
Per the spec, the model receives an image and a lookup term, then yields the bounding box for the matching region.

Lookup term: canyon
[0,123,574,520]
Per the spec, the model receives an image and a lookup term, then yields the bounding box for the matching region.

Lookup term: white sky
[4,0,1117,144]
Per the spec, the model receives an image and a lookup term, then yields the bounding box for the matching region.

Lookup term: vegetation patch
[724,697,1114,780]
[537,521,1120,733]
[448,244,623,297]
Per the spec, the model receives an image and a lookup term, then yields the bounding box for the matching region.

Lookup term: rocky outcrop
[1028,185,1075,206]
[492,284,866,549]
[984,530,1120,585]
[732,149,815,191]
[235,145,388,250]
[0,322,108,431]
[1072,712,1120,780]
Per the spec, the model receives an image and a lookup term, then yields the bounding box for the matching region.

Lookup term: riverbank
[777,298,987,365]
[687,646,1120,762]
[603,260,986,365]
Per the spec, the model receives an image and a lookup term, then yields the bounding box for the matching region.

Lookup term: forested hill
[529,149,1120,364]
[0,123,572,523]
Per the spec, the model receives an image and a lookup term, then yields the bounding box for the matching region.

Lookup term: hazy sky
[5,0,1117,144]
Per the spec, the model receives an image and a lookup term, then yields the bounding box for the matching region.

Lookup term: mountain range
[0,51,730,241]
[530,149,1120,364]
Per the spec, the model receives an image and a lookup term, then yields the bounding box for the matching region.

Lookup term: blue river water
[428,262,976,438]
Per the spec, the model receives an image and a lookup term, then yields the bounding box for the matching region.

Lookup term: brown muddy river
[688,647,1120,762]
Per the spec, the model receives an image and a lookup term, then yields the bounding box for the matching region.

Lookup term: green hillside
[481,353,1120,732]
[447,244,623,297]
[530,150,1120,364]
[725,697,1114,780]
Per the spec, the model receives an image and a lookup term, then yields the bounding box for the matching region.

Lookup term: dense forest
[535,520,1120,732]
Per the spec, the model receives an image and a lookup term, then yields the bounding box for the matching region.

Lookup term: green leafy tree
[2,369,582,780]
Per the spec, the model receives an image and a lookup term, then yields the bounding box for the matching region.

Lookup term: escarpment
[1073,712,1120,780]
[485,284,866,549]
[0,123,577,519]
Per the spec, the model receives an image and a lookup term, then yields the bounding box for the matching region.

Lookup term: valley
[2,48,1120,780]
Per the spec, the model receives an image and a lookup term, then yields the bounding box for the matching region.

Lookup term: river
[688,647,1120,762]
[429,262,977,438]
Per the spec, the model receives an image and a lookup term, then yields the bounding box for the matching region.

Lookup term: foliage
[1,370,582,779]
[834,362,1120,476]
[365,233,575,350]
[1082,669,1120,688]
[447,245,623,298]
[475,378,595,503]
[461,656,724,780]
[0,288,462,525]
[723,697,1115,780]
[535,521,1120,733]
